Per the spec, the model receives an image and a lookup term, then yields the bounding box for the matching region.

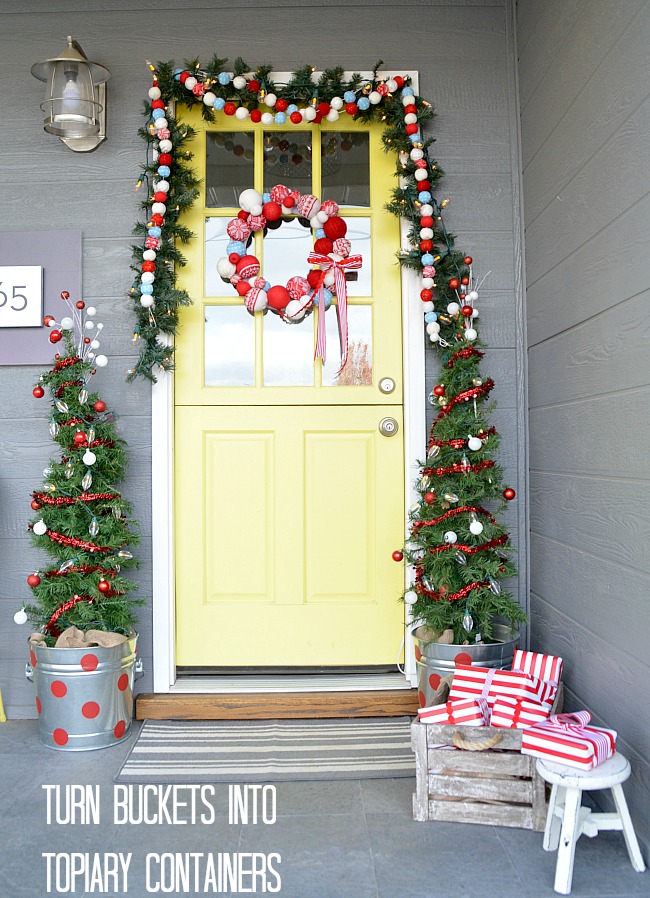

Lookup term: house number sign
[0,266,43,328]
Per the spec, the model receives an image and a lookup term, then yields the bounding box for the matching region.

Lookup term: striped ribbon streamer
[307,252,362,370]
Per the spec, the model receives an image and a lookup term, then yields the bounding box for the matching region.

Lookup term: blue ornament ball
[213,97,226,111]
[157,165,171,178]
[321,289,333,310]
[315,228,326,239]
[141,284,154,295]
[152,108,165,120]
[343,91,356,103]
[402,87,415,97]
[421,253,434,266]
[173,69,184,81]
[148,226,162,238]
[218,72,231,86]
[357,97,370,111]
[275,112,287,125]
[262,193,271,204]
[424,311,437,323]
[227,240,246,257]
[287,104,298,114]
[418,191,432,204]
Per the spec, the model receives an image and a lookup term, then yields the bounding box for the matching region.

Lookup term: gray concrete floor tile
[360,775,415,816]
[270,778,364,816]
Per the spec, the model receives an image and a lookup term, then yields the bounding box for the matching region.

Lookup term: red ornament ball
[289,111,303,124]
[417,181,431,193]
[43,315,55,327]
[49,330,62,344]
[420,289,433,302]
[503,488,516,501]
[76,300,85,310]
[93,400,106,413]
[236,280,251,296]
[97,579,111,593]
[307,270,322,290]
[267,285,291,311]
[423,491,436,505]
[142,260,156,273]
[433,384,445,397]
[283,195,296,208]
[27,574,41,588]
[448,277,461,290]
[150,213,164,227]
[275,98,289,113]
[323,217,347,241]
[461,276,470,286]
[73,431,87,446]
[179,71,190,84]
[420,216,434,228]
[60,291,70,300]
[394,76,405,89]
[345,102,358,116]
[317,102,330,116]
[314,237,334,255]
[236,255,261,279]
[158,153,172,166]
[250,109,262,123]
[31,500,41,510]
[224,102,237,116]
[462,305,473,317]
[420,240,433,253]
[392,550,404,562]
[463,256,473,265]
[32,386,45,399]
[151,99,165,110]
[406,123,419,136]
[84,337,91,344]
[263,201,282,222]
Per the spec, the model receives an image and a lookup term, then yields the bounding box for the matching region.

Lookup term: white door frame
[151,71,424,693]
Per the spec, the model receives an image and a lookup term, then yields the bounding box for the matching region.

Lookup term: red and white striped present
[521,711,616,770]
[418,697,489,726]
[448,665,547,711]
[490,696,551,729]
[512,649,563,684]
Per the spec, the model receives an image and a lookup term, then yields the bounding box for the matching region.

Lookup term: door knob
[378,417,399,437]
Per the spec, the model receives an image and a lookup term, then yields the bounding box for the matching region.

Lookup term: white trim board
[152,70,422,693]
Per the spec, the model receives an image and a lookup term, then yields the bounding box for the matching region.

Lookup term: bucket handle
[25,661,34,682]
[134,658,145,681]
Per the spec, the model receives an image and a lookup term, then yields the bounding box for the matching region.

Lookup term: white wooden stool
[536,753,646,894]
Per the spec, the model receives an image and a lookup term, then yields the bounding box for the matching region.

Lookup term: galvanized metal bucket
[413,622,519,708]
[25,631,143,751]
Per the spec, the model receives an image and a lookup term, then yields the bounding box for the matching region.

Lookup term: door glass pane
[263,312,314,386]
[321,132,370,207]
[263,131,312,196]
[205,306,254,386]
[263,217,313,289]
[206,131,255,207]
[345,217,372,296]
[322,305,372,386]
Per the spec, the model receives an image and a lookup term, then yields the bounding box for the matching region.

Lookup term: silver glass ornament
[422,577,435,592]
[55,400,69,413]
[118,550,133,560]
[65,461,74,479]
[87,427,96,443]
[462,611,474,632]
[49,421,60,438]
[455,551,467,565]
[444,492,459,503]
[82,471,93,490]
[427,444,441,460]
[78,389,88,404]
[488,577,501,596]
[89,518,99,537]
[112,505,122,519]
[427,390,436,406]
[59,559,75,573]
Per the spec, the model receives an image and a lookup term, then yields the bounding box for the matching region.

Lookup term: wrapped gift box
[512,649,563,684]
[449,665,547,711]
[490,695,551,729]
[521,711,616,770]
[418,697,488,726]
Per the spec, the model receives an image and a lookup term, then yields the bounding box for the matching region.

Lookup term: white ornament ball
[468,436,483,451]
[148,86,161,100]
[316,210,329,225]
[184,76,197,91]
[154,117,168,131]
[465,327,478,341]
[304,106,317,122]
[140,295,154,308]
[402,93,415,106]
[33,520,47,536]
[14,608,28,625]
[95,354,108,368]
[428,332,440,343]
[285,299,306,321]
[60,316,74,330]
[414,169,429,182]
[467,290,479,303]
[403,590,418,606]
[469,519,484,535]
[447,302,460,315]
[324,271,336,288]
[96,323,104,331]
[155,180,169,193]
[264,92,277,107]
[261,112,274,125]
[85,320,95,330]
[421,277,434,289]
[368,91,382,105]
[158,139,172,153]
[419,228,434,240]
[202,91,216,107]
[472,308,479,318]
[421,301,434,312]
[386,79,398,92]
[143,249,156,262]
[235,106,249,120]
[141,272,155,285]
[326,109,340,122]
[82,450,96,465]
[217,257,237,279]
[233,75,247,90]
[410,148,424,161]
[426,321,440,335]
[152,202,166,216]
[404,113,418,125]
[330,96,344,110]
[444,531,458,545]
[309,216,321,230]
[239,188,263,213]
[86,306,96,317]
[90,339,100,349]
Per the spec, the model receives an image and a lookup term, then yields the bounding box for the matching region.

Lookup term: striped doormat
[115,718,415,783]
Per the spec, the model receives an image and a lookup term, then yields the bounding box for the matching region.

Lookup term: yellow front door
[174,109,405,667]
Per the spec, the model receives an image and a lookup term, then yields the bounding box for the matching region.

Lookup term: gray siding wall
[1,2,526,718]
[517,0,650,853]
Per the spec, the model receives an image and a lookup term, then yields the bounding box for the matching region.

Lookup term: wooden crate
[411,720,548,830]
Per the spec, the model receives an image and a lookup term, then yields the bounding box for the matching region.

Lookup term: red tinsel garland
[32,492,120,506]
[53,357,83,372]
[446,347,484,368]
[426,533,509,556]
[428,426,497,450]
[45,529,111,553]
[55,380,83,398]
[412,505,497,531]
[433,379,494,425]
[415,572,490,603]
[59,418,84,428]
[45,594,95,633]
[423,459,495,477]
[45,565,117,578]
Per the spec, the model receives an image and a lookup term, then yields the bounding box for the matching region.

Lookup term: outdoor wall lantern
[31,36,110,152]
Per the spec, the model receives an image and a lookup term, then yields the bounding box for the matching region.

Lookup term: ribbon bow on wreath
[307,251,363,370]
